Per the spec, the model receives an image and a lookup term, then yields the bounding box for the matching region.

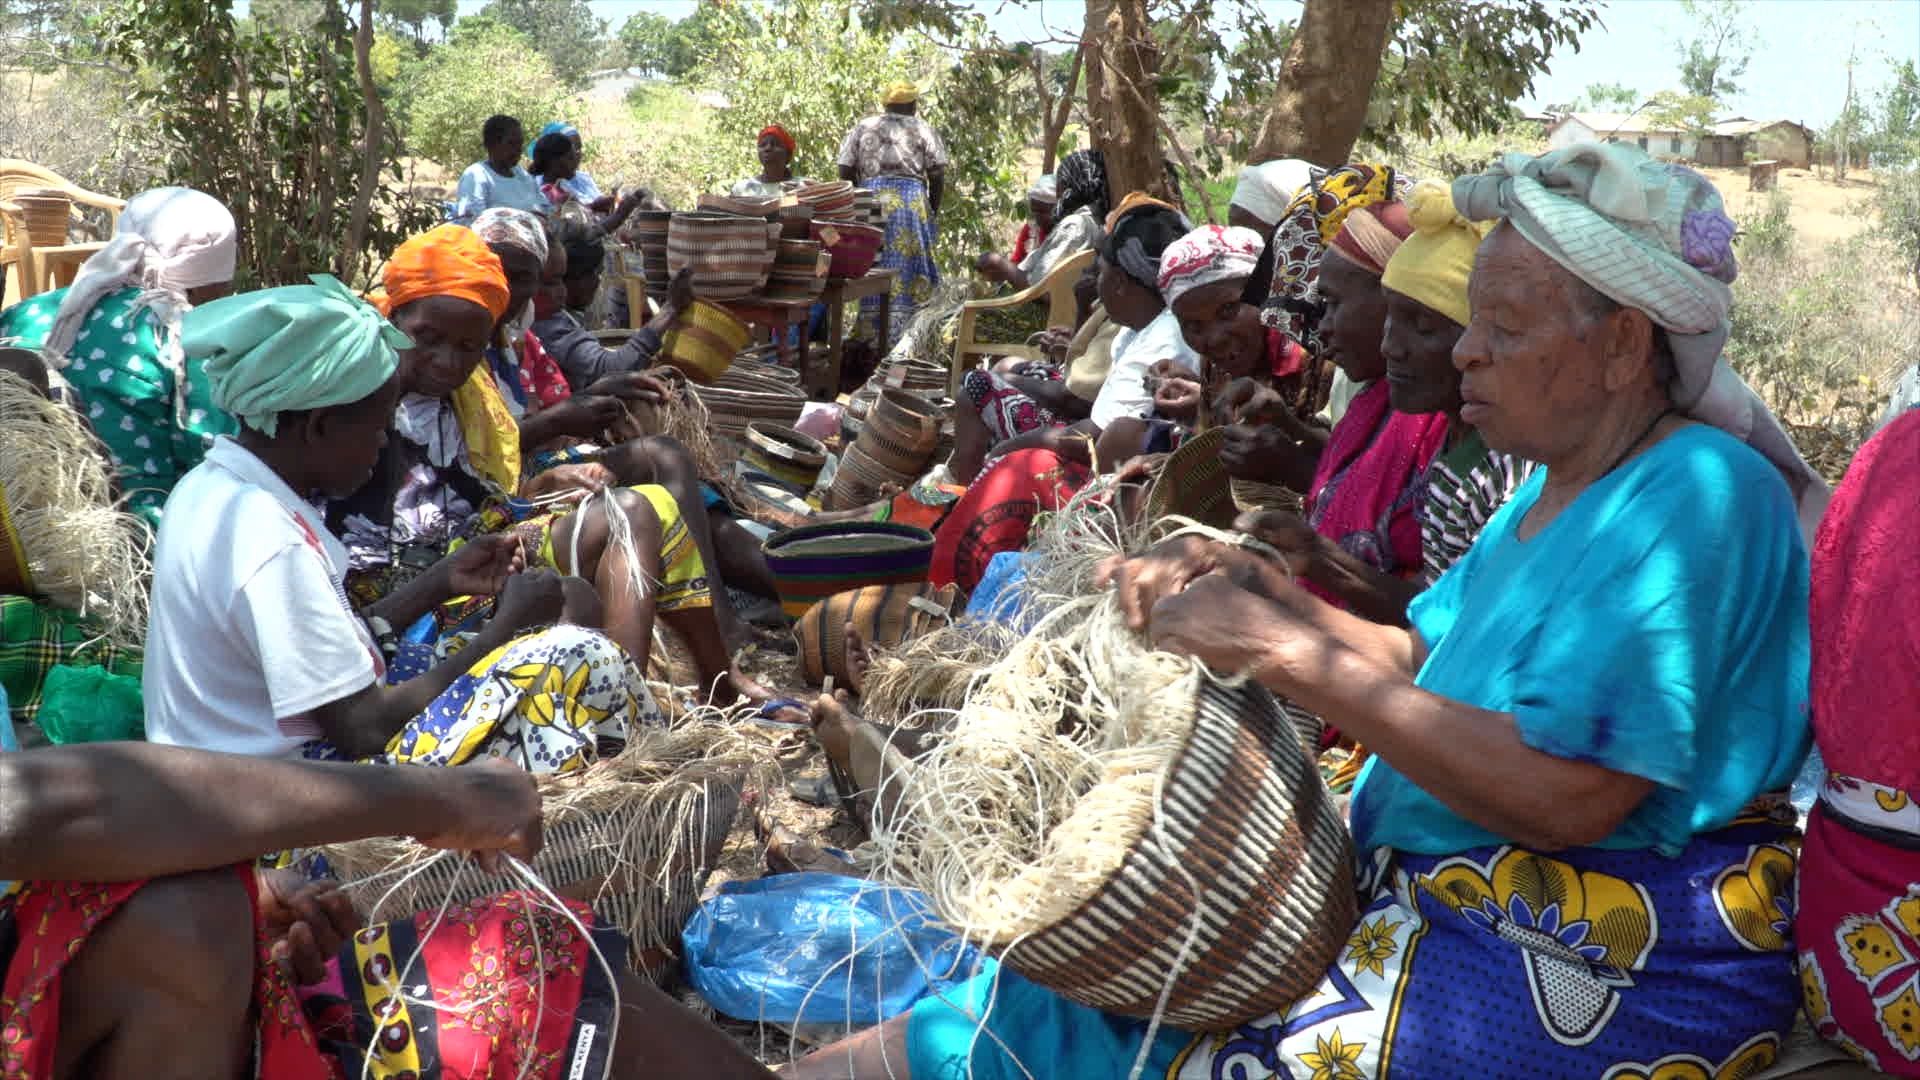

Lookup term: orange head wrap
[373,224,510,321]
[759,124,797,156]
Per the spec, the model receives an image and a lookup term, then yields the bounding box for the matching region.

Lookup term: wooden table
[714,296,814,368]
[814,269,898,400]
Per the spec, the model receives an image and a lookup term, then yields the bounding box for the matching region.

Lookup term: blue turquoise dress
[906,424,1815,1080]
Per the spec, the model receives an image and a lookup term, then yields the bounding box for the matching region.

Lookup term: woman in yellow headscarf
[336,224,768,704]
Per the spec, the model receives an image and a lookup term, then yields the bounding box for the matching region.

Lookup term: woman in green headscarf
[142,274,663,772]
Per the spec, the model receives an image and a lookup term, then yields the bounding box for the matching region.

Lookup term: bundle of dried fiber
[869,517,1355,1031]
[0,371,150,643]
[612,368,731,484]
[320,715,782,970]
[858,617,1021,721]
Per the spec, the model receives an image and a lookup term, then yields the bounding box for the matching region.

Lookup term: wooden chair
[0,160,126,308]
[949,247,1095,398]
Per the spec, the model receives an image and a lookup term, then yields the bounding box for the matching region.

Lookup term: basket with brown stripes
[877,605,1355,1032]
[995,677,1352,1029]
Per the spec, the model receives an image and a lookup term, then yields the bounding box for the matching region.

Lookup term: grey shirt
[531,310,662,388]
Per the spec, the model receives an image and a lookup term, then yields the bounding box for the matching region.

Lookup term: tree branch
[344,0,384,286]
[1043,41,1087,173]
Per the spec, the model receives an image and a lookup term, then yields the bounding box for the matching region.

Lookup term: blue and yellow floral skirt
[305,624,662,774]
[863,175,939,350]
[908,805,1803,1079]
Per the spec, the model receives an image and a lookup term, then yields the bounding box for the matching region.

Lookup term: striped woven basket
[810,220,884,279]
[999,677,1355,1030]
[762,521,936,619]
[1230,478,1304,514]
[325,773,742,974]
[691,370,807,436]
[657,301,750,384]
[668,212,775,300]
[1145,428,1237,529]
[856,388,941,475]
[12,189,72,246]
[793,581,959,687]
[826,440,915,511]
[741,422,828,492]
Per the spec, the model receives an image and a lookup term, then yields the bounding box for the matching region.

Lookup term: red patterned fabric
[1810,409,1920,789]
[517,332,572,411]
[931,448,1091,594]
[1010,221,1039,265]
[1796,802,1920,1075]
[1303,380,1449,599]
[0,868,620,1080]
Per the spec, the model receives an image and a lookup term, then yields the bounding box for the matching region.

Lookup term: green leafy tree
[1643,89,1718,136]
[1576,81,1640,112]
[1876,58,1920,164]
[397,19,577,173]
[1677,0,1750,103]
[379,0,455,42]
[616,9,675,75]
[93,0,435,286]
[475,0,603,90]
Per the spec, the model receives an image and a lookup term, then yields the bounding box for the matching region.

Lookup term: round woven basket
[668,212,775,300]
[810,220,884,279]
[762,521,936,618]
[691,371,807,436]
[857,388,941,475]
[742,422,827,492]
[1145,428,1237,529]
[827,440,915,510]
[697,193,780,218]
[999,676,1355,1030]
[657,300,750,384]
[794,581,959,687]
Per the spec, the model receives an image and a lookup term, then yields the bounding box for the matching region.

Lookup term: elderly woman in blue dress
[774,145,1831,1080]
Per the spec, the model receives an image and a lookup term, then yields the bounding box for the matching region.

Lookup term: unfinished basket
[994,676,1353,1029]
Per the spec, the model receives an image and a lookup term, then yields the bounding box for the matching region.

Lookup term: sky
[468,0,1920,129]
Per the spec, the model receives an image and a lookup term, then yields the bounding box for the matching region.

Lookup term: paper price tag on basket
[885,363,909,388]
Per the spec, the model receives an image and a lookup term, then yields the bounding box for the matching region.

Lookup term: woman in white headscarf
[0,187,238,527]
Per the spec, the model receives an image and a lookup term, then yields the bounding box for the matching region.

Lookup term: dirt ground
[1697,164,1882,252]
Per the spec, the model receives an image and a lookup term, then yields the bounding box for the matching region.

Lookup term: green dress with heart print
[0,286,237,529]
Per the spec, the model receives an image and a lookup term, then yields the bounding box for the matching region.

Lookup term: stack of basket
[627,210,674,300]
[766,239,829,302]
[667,212,779,301]
[793,180,856,219]
[828,388,942,509]
[849,188,883,227]
[690,367,808,438]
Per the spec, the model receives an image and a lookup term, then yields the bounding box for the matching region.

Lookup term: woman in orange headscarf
[337,224,769,705]
[731,123,807,198]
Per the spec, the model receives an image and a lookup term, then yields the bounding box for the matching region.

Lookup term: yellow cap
[1380,180,1490,328]
[883,81,919,105]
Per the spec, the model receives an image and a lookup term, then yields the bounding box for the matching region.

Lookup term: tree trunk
[1041,43,1087,174]
[1249,0,1394,166]
[1082,0,1168,204]
[344,0,385,286]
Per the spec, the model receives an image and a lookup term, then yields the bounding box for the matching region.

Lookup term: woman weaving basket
[783,145,1832,1079]
[0,742,776,1079]
[143,276,661,770]
[326,224,768,704]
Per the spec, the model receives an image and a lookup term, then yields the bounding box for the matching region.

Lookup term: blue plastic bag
[682,872,989,1025]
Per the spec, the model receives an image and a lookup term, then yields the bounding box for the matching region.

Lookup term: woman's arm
[309,571,569,758]
[1148,574,1655,850]
[0,745,542,882]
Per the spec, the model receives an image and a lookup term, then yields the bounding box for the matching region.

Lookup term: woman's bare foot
[809,690,859,781]
[715,663,773,707]
[841,621,874,697]
[752,809,856,876]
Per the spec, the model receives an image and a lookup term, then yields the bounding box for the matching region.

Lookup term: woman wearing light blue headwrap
[143,274,661,774]
[537,120,613,210]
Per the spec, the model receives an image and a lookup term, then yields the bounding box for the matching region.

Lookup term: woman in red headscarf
[731,124,807,198]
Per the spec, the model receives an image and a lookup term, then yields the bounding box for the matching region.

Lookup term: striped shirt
[1420,428,1536,584]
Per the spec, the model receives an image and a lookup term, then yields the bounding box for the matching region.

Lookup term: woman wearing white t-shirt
[143,276,659,769]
